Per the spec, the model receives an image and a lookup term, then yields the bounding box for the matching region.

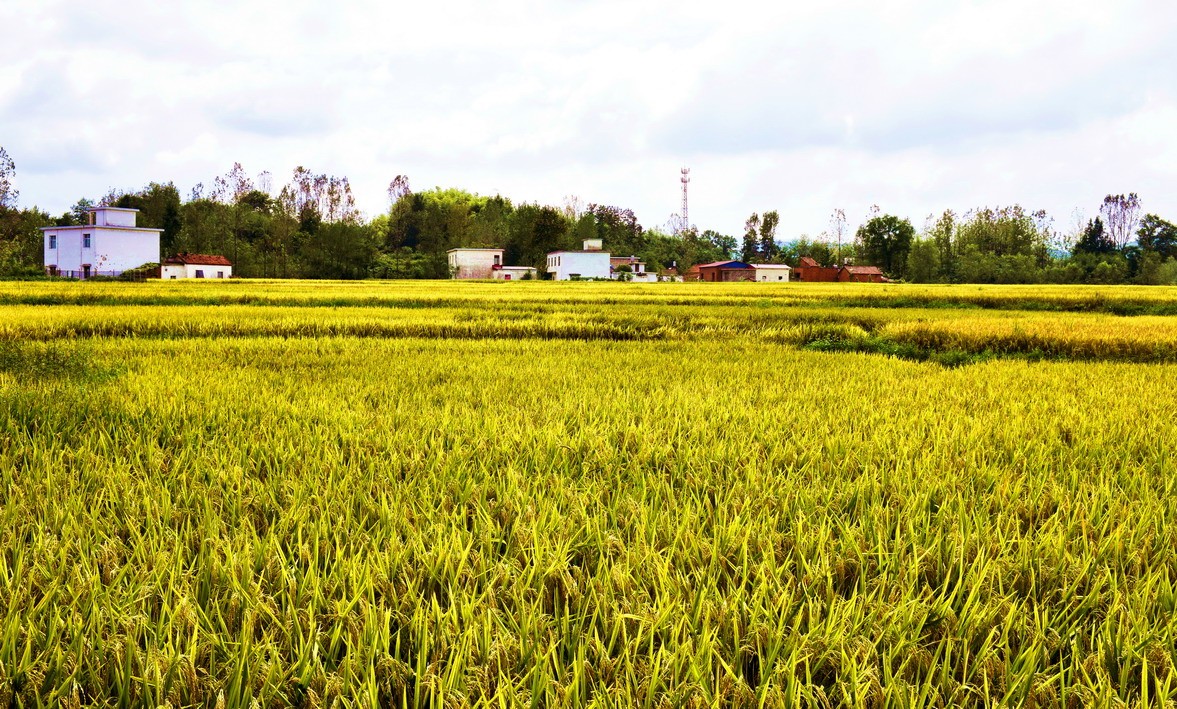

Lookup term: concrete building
[492,266,537,280]
[609,255,655,282]
[752,264,792,282]
[41,206,161,278]
[161,253,233,279]
[447,248,504,279]
[547,239,611,280]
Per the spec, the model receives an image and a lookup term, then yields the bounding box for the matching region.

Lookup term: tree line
[1,146,1174,283]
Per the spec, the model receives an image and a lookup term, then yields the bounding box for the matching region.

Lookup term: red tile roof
[163,253,233,266]
[843,265,884,275]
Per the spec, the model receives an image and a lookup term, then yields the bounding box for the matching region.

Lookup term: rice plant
[2,280,1177,706]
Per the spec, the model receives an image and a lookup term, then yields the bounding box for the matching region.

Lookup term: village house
[161,253,233,279]
[447,248,504,279]
[547,239,611,280]
[492,266,537,280]
[689,260,756,282]
[41,206,161,278]
[752,263,792,282]
[792,256,888,283]
[839,265,887,283]
[792,256,839,282]
[609,255,655,282]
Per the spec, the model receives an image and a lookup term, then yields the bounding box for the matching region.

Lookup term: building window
[48,234,57,249]
[494,254,501,265]
[82,234,92,248]
[217,271,224,278]
[195,269,205,278]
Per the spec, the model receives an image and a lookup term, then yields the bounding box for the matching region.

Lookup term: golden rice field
[3,279,1177,707]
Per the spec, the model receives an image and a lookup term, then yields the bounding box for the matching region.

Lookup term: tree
[701,229,737,259]
[830,208,847,264]
[0,147,17,209]
[855,214,914,278]
[741,213,760,262]
[758,211,780,262]
[1137,214,1177,260]
[1073,217,1115,256]
[1100,193,1141,249]
[905,239,941,283]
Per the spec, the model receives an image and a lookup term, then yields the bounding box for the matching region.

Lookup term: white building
[41,206,161,278]
[161,253,233,279]
[610,255,655,282]
[447,248,503,279]
[492,266,537,280]
[752,264,792,282]
[547,239,611,280]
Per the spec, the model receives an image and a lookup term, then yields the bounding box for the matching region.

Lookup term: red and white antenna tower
[680,167,690,229]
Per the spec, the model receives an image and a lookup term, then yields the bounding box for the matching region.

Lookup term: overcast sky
[2,0,1175,239]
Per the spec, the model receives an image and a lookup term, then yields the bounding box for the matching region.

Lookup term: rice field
[3,280,1177,707]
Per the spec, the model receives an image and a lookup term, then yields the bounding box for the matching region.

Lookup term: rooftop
[163,253,233,266]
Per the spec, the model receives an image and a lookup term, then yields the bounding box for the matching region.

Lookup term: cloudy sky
[2,0,1175,239]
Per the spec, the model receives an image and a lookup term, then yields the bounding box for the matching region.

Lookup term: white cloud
[1,0,1175,235]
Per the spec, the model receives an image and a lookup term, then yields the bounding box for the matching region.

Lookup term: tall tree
[741,213,760,263]
[759,211,780,262]
[1100,193,1141,249]
[1073,217,1115,256]
[0,146,17,209]
[829,208,847,264]
[855,214,915,278]
[1137,214,1177,260]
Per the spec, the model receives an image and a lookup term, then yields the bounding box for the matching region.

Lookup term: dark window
[48,234,57,249]
[82,234,91,248]
[195,269,204,278]
[217,271,224,278]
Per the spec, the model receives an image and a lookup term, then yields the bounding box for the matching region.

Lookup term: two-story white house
[447,248,504,279]
[547,239,611,280]
[41,207,161,278]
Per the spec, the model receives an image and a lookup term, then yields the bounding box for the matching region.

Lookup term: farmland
[2,280,1177,707]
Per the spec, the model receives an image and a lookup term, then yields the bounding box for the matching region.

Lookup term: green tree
[855,214,914,278]
[905,239,941,283]
[1137,214,1177,259]
[1073,217,1115,256]
[741,213,760,263]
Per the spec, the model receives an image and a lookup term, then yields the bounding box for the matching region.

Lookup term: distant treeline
[2,150,1175,283]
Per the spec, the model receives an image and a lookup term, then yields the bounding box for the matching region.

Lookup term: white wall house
[547,239,611,280]
[492,266,536,280]
[41,207,161,278]
[161,253,233,279]
[752,264,792,282]
[447,248,503,279]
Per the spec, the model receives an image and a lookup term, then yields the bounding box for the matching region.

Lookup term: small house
[492,265,537,280]
[695,260,755,282]
[547,239,611,280]
[161,253,233,279]
[752,264,792,282]
[610,255,654,282]
[448,248,504,279]
[839,265,887,283]
[41,206,161,278]
[793,256,839,282]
